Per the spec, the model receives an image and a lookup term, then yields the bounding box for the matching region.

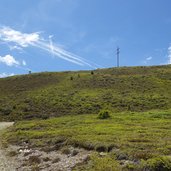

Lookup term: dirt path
[0,122,16,171]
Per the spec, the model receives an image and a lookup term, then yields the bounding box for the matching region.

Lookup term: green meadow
[1,65,171,170]
[5,110,171,157]
[1,65,171,121]
[4,110,171,170]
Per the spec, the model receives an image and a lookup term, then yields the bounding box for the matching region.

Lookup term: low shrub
[97,110,111,119]
[95,144,108,152]
[88,153,121,171]
[141,156,171,171]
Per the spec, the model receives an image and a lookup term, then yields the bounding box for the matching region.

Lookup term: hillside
[0,65,171,121]
[1,65,171,170]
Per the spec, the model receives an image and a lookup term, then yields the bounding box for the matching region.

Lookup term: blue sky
[0,0,171,77]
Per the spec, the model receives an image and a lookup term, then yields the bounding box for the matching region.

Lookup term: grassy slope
[1,65,171,170]
[4,110,171,170]
[0,65,171,121]
[5,110,171,158]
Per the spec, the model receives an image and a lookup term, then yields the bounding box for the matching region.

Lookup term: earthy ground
[0,122,91,171]
[9,145,91,171]
[0,122,16,171]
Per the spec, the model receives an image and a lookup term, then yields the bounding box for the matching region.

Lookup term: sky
[0,0,171,77]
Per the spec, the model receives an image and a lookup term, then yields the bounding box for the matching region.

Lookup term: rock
[99,152,107,156]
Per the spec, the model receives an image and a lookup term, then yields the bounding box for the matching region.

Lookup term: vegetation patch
[3,110,171,163]
[0,65,171,121]
[141,156,171,171]
[97,110,111,119]
[1,65,171,170]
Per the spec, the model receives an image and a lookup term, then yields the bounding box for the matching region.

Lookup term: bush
[88,153,121,171]
[95,144,108,152]
[1,107,12,115]
[97,110,111,119]
[141,156,171,171]
[91,71,94,75]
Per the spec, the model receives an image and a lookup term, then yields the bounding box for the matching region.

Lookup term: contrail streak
[49,35,54,57]
[0,26,99,69]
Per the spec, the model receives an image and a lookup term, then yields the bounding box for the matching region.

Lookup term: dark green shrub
[97,110,111,119]
[41,115,49,120]
[95,144,107,152]
[1,107,12,115]
[142,156,171,171]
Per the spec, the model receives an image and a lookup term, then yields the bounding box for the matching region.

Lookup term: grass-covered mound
[0,65,171,121]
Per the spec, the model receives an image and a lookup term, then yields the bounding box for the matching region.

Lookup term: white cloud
[49,35,54,57]
[9,45,23,51]
[168,46,171,64]
[143,56,152,64]
[0,73,14,78]
[0,26,98,68]
[146,56,152,61]
[22,60,26,66]
[0,27,39,47]
[0,54,20,66]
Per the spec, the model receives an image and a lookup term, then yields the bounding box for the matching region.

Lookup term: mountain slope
[0,65,171,121]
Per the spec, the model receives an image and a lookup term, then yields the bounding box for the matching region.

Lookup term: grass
[0,65,171,121]
[4,110,171,161]
[73,153,121,171]
[1,65,171,170]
